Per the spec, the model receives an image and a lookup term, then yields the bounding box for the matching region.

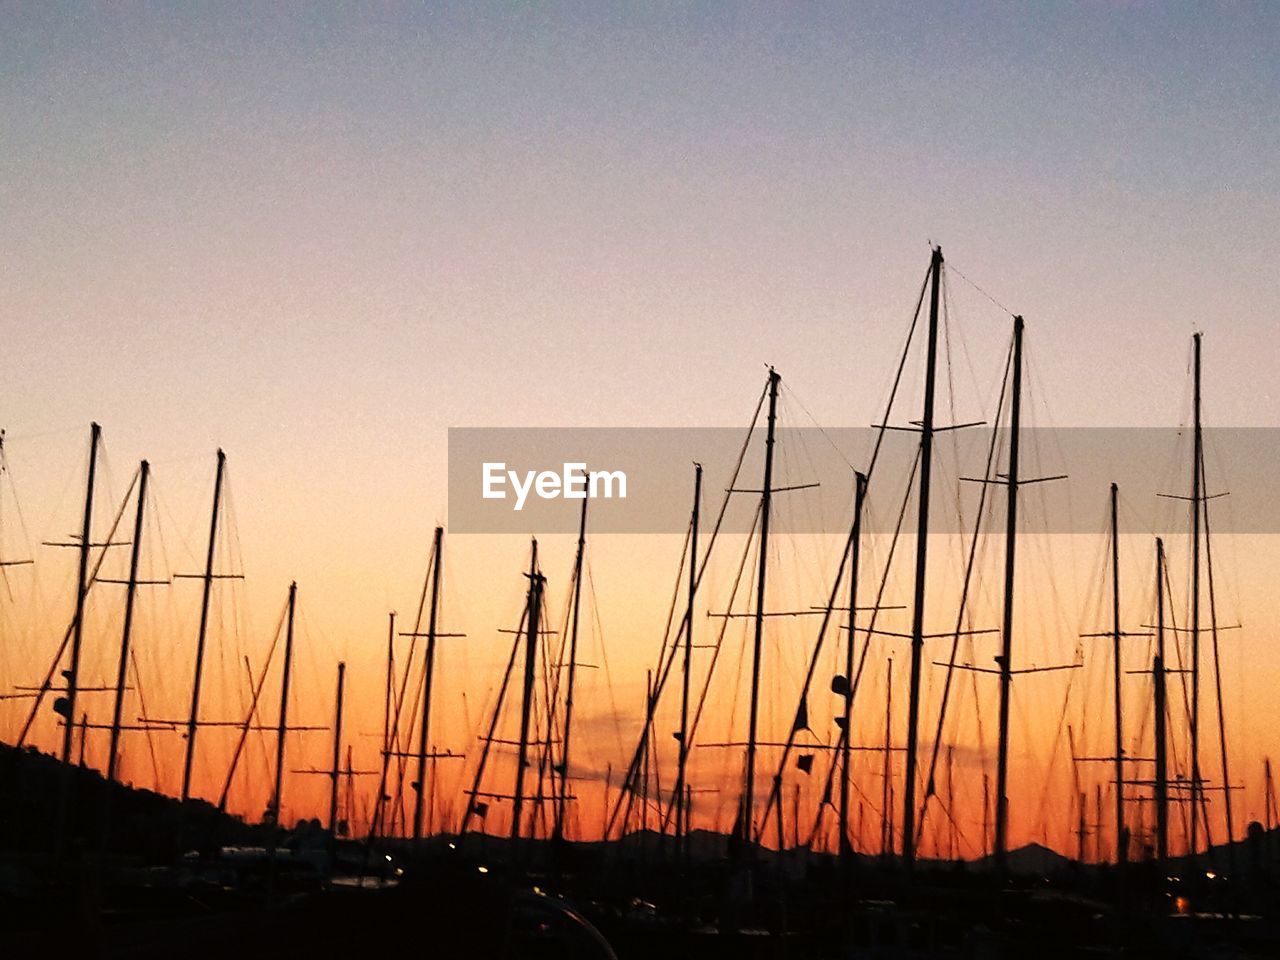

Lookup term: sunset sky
[2,4,1278,858]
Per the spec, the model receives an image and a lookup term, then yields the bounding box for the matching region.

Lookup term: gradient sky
[2,3,1278,855]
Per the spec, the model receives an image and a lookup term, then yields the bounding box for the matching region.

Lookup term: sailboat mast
[271,581,297,827]
[1190,332,1203,854]
[383,612,395,762]
[642,670,653,838]
[1110,482,1127,865]
[743,367,781,851]
[838,471,868,860]
[329,661,346,836]
[1154,538,1169,864]
[412,526,444,842]
[107,460,148,783]
[903,245,943,870]
[360,615,397,841]
[556,498,589,841]
[994,315,1024,872]
[61,422,101,765]
[511,539,542,843]
[346,745,356,836]
[882,658,894,860]
[1077,790,1086,864]
[947,745,956,860]
[675,463,701,854]
[1265,758,1276,833]
[181,449,226,802]
[1095,783,1103,862]
[982,774,990,857]
[1203,445,1236,865]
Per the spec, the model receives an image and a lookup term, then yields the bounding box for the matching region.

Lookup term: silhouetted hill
[0,740,262,865]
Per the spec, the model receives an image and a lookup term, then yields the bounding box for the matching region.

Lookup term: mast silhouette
[329,661,346,836]
[555,498,588,842]
[383,612,396,769]
[838,471,868,861]
[1154,538,1169,864]
[994,314,1024,871]
[181,449,226,803]
[1265,758,1276,836]
[1094,784,1103,862]
[106,460,149,783]
[882,658,894,861]
[743,367,780,853]
[674,463,701,857]
[1109,482,1127,865]
[270,581,297,828]
[1203,442,1236,868]
[61,422,100,765]
[1190,332,1203,854]
[902,245,943,871]
[1069,724,1085,862]
[511,539,543,842]
[411,526,444,842]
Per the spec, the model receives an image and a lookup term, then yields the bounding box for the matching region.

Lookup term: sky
[1,3,1278,857]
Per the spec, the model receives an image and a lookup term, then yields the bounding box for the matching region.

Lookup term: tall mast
[743,367,781,852]
[1154,538,1169,864]
[366,611,395,840]
[642,671,653,837]
[181,449,226,803]
[675,463,702,855]
[511,539,543,843]
[1203,444,1236,867]
[1265,758,1276,834]
[1095,783,1103,862]
[882,658,894,860]
[329,661,346,836]
[270,581,297,828]
[982,774,990,857]
[994,315,1024,872]
[947,745,957,860]
[383,612,396,763]
[838,472,868,861]
[1076,789,1086,864]
[1190,332,1203,854]
[556,498,589,842]
[106,460,149,783]
[902,245,943,870]
[61,422,101,765]
[412,526,444,842]
[345,746,356,836]
[1109,482,1127,865]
